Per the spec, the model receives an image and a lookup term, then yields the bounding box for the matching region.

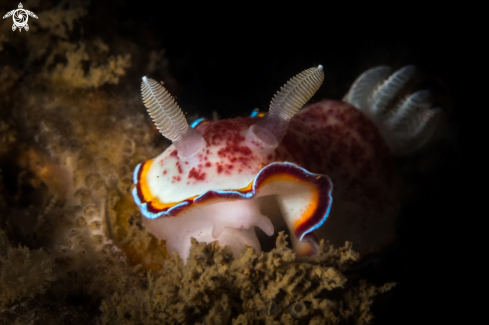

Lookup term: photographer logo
[2,3,38,32]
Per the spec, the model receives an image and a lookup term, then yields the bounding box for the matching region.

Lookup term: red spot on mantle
[217,145,252,158]
[188,167,206,181]
[199,118,258,167]
[176,161,183,174]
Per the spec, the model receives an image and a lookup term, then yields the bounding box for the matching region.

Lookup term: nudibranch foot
[344,65,442,155]
[141,199,269,261]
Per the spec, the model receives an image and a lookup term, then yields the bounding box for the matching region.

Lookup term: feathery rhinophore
[141,77,189,142]
[269,65,324,121]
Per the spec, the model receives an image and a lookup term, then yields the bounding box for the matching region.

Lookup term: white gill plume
[343,66,442,155]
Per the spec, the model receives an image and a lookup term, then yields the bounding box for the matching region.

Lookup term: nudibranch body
[133,65,441,261]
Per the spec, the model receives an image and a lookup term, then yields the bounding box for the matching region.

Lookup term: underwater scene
[0,1,479,324]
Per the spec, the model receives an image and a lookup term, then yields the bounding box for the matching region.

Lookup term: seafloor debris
[100,233,395,325]
[0,229,56,308]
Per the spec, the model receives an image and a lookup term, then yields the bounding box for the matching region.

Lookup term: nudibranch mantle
[133,114,334,231]
[135,117,274,206]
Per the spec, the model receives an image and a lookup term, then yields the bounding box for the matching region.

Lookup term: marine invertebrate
[134,67,333,261]
[133,65,441,261]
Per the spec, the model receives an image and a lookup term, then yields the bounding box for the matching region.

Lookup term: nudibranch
[132,65,441,262]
